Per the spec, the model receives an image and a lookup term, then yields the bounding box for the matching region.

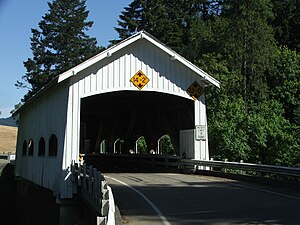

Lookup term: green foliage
[114,0,220,58]
[246,100,299,166]
[160,135,175,155]
[220,0,276,104]
[10,102,23,125]
[196,52,299,165]
[136,136,148,154]
[272,0,300,51]
[18,0,102,101]
[268,47,300,125]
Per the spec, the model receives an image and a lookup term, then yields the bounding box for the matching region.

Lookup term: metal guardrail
[71,162,115,225]
[180,159,300,178]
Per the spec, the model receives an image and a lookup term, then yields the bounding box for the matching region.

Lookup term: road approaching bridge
[105,173,300,225]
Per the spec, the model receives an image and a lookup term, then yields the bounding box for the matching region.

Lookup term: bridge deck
[105,173,300,225]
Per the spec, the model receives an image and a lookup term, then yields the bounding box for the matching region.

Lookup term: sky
[0,0,132,118]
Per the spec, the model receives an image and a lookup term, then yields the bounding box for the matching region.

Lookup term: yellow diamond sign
[130,70,149,90]
[187,81,203,100]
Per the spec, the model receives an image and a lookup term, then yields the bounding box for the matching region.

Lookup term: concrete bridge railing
[71,162,116,225]
[0,153,15,164]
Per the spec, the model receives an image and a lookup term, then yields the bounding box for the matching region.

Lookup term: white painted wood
[194,94,209,160]
[179,129,195,159]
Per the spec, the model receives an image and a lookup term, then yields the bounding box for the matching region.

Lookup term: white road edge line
[105,175,171,225]
[230,182,300,201]
[201,176,300,201]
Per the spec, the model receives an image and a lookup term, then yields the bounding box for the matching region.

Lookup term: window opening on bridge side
[113,138,124,154]
[38,137,46,156]
[28,139,34,156]
[22,140,27,156]
[135,136,147,154]
[49,134,58,157]
[157,134,175,155]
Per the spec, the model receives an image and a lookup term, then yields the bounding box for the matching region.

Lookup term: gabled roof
[58,31,220,88]
[14,31,220,116]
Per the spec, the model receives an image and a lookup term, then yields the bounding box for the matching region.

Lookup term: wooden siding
[15,81,70,196]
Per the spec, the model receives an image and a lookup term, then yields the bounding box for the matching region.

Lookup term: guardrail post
[224,159,228,173]
[239,160,245,175]
[210,158,214,171]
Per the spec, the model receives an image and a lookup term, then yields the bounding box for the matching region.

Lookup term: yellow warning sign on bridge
[130,70,149,90]
[187,81,203,100]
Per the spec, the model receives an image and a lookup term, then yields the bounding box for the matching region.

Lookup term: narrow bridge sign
[130,70,150,90]
[187,81,203,100]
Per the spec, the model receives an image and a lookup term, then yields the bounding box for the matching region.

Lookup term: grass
[0,125,17,153]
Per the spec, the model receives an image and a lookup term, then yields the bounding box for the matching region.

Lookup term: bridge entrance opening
[80,91,194,156]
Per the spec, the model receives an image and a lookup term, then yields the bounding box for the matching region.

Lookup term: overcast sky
[0,0,132,118]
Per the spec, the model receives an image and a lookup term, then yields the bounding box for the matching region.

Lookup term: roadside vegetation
[0,125,17,154]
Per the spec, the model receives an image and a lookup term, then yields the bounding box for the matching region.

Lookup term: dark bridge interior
[80,91,194,155]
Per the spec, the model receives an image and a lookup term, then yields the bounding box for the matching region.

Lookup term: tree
[18,0,102,101]
[113,0,180,50]
[197,54,251,161]
[219,0,276,105]
[10,102,23,125]
[268,47,300,126]
[113,0,215,57]
[272,0,300,51]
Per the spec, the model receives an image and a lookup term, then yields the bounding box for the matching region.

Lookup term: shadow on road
[0,164,16,225]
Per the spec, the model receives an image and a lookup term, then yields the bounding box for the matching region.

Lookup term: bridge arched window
[28,139,34,156]
[38,137,45,156]
[22,140,27,156]
[49,134,58,157]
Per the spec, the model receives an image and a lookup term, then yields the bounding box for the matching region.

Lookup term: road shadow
[0,164,16,225]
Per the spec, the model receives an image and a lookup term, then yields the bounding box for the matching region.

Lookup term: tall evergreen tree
[272,0,300,51]
[268,47,300,126]
[18,0,101,101]
[220,0,276,105]
[113,0,215,57]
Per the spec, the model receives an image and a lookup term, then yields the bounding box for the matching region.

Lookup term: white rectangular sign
[195,125,206,140]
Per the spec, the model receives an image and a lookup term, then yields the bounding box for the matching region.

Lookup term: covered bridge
[15,31,220,199]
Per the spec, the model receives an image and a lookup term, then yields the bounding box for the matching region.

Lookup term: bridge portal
[80,91,194,155]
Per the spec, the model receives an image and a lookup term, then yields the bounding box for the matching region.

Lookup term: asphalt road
[105,173,300,225]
